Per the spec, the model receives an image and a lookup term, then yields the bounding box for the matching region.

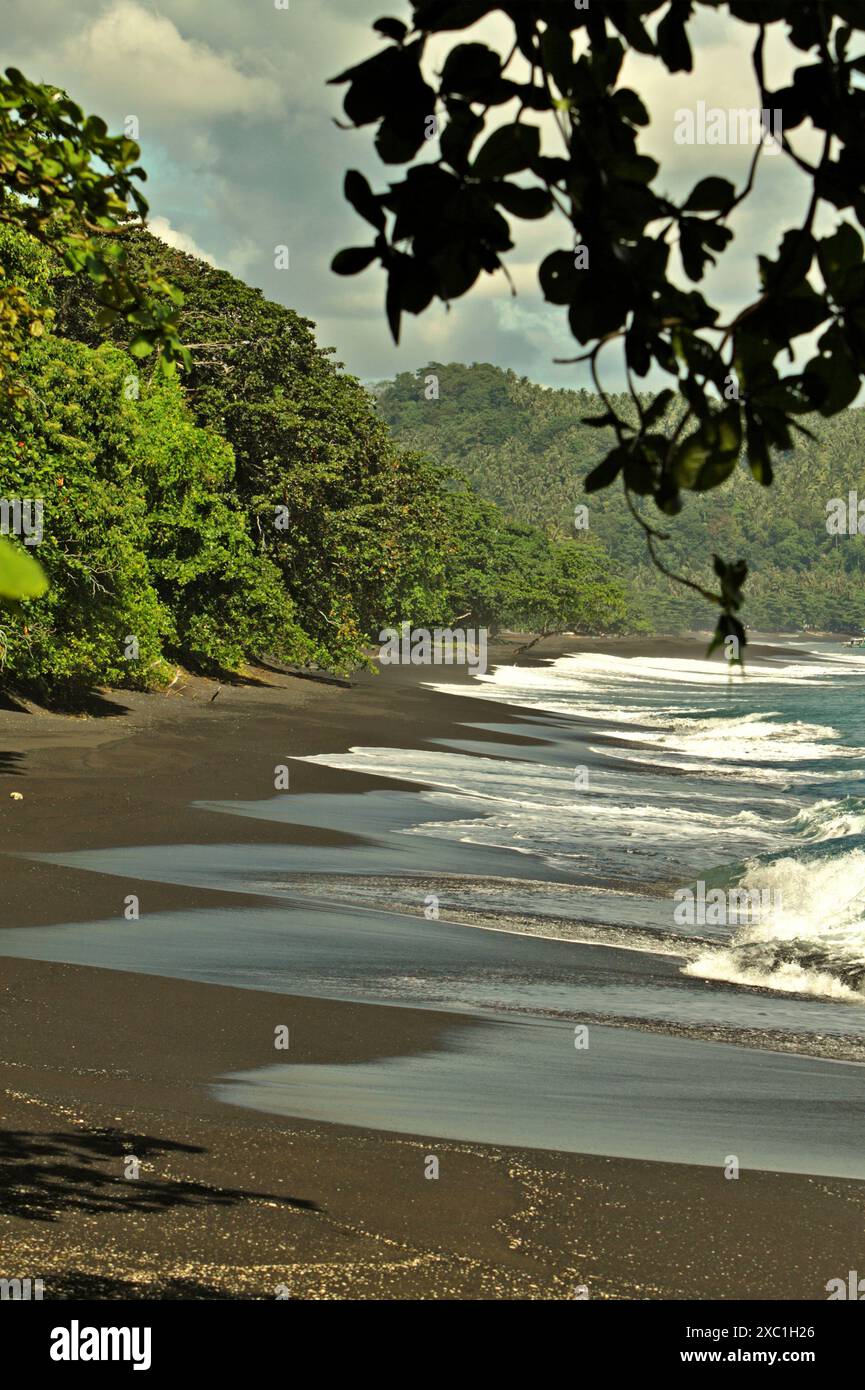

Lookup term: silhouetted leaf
[331,246,378,275]
[441,43,500,98]
[344,170,385,231]
[585,448,626,491]
[657,1,693,71]
[492,182,552,219]
[472,123,540,178]
[373,17,408,41]
[684,177,736,213]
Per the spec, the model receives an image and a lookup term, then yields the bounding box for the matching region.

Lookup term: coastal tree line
[378,362,865,636]
[0,218,630,697]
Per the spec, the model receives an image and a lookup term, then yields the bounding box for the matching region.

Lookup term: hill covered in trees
[0,230,633,698]
[376,363,865,635]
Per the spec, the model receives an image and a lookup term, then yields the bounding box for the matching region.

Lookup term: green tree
[0,63,198,606]
[439,485,632,634]
[53,229,459,669]
[131,377,310,672]
[0,68,189,401]
[0,335,312,696]
[0,338,171,695]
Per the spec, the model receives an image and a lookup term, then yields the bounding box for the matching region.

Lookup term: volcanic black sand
[1,638,862,1299]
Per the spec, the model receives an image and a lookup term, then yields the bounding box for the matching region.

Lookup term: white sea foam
[685,847,865,1000]
[793,798,865,842]
[684,949,864,1001]
[427,650,865,781]
[300,746,812,881]
[307,645,865,1004]
[429,649,865,706]
[602,717,853,766]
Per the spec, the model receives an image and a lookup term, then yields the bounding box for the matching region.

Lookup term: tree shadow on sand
[0,1127,320,1223]
[0,686,131,717]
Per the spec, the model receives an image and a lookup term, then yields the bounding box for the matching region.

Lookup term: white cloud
[495,297,571,361]
[149,215,216,265]
[220,237,262,281]
[61,1,282,119]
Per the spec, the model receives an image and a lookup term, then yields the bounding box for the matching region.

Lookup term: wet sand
[1,639,863,1298]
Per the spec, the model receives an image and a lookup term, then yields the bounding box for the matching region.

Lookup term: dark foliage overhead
[333,2,865,657]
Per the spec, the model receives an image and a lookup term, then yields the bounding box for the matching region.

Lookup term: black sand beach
[1,640,864,1299]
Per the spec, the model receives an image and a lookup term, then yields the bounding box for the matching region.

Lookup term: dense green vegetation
[0,226,632,698]
[0,61,191,610]
[377,362,865,635]
[0,69,188,405]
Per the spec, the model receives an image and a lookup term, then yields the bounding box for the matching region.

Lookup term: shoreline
[2,633,863,1299]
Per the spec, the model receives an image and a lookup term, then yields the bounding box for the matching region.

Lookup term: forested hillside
[0,230,633,698]
[376,363,865,634]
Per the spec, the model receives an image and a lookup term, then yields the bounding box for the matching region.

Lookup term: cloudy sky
[3,1,839,387]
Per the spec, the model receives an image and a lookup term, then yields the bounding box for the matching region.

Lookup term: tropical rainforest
[0,225,631,698]
[376,362,865,637]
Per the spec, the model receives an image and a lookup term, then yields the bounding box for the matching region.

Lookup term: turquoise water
[305,640,865,1001]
